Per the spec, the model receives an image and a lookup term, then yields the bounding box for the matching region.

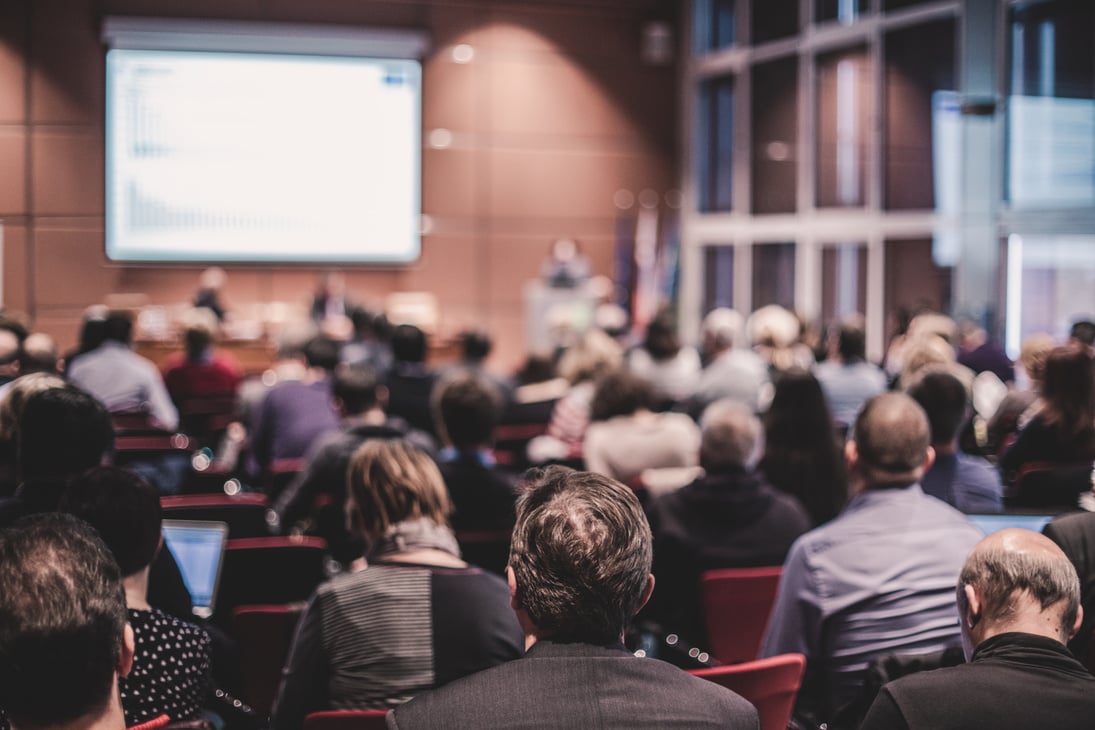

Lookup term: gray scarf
[367,517,462,561]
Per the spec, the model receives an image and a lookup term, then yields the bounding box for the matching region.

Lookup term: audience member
[955,319,1014,383]
[384,324,440,438]
[0,385,194,619]
[582,370,700,485]
[909,372,1004,513]
[0,385,114,522]
[447,329,513,402]
[510,353,568,406]
[389,467,759,729]
[896,332,974,393]
[67,311,179,430]
[987,332,1054,452]
[0,513,135,730]
[647,399,811,648]
[690,307,770,415]
[432,371,517,533]
[248,335,340,476]
[759,369,848,526]
[236,322,314,425]
[340,308,393,374]
[1044,510,1095,665]
[62,304,109,373]
[761,393,983,723]
[59,467,212,727]
[860,529,1095,730]
[161,307,243,405]
[528,328,622,463]
[814,316,887,428]
[626,311,701,402]
[1000,344,1095,477]
[273,365,435,561]
[0,373,65,498]
[18,332,59,376]
[272,440,522,727]
[748,305,815,373]
[1068,318,1095,351]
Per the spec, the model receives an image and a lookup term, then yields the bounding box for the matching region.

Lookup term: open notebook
[162,519,229,619]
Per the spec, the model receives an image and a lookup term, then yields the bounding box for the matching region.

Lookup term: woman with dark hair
[582,370,700,485]
[626,311,701,403]
[1000,344,1095,474]
[759,369,847,526]
[272,440,522,728]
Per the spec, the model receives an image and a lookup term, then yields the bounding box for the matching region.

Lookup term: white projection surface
[106,49,421,262]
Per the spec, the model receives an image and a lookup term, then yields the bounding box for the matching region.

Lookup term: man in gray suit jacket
[389,467,759,729]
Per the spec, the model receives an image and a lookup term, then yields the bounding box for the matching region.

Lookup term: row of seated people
[2,402,1095,729]
[2,302,1095,725]
[22,296,1090,519]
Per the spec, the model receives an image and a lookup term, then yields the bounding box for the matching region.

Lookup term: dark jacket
[388,640,759,730]
[860,632,1095,730]
[645,468,811,647]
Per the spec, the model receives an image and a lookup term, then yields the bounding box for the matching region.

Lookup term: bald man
[861,529,1095,729]
[761,393,983,723]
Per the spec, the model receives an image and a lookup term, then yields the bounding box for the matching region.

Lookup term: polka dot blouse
[120,607,212,726]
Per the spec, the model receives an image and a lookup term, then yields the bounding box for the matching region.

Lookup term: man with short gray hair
[860,529,1095,729]
[690,308,771,415]
[761,393,983,724]
[646,399,811,648]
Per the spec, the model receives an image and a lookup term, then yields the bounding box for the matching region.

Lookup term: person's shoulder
[135,607,212,648]
[762,486,813,530]
[388,657,521,727]
[657,411,701,432]
[953,453,1004,487]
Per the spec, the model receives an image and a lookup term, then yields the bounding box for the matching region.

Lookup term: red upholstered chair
[161,493,270,538]
[302,710,390,730]
[233,603,305,718]
[690,654,806,730]
[263,458,307,502]
[213,536,328,626]
[700,566,782,664]
[1008,461,1093,511]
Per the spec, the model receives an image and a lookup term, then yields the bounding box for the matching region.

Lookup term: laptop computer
[967,513,1055,537]
[162,519,229,619]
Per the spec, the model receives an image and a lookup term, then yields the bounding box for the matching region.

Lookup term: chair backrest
[263,458,307,501]
[690,654,806,730]
[700,566,782,664]
[303,710,390,730]
[232,603,305,718]
[161,493,270,538]
[213,536,328,626]
[1009,461,1093,510]
[455,529,512,576]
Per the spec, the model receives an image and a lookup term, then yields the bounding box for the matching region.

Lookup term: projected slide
[106,49,421,262]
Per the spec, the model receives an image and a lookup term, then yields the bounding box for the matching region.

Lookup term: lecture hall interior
[1,0,1093,366]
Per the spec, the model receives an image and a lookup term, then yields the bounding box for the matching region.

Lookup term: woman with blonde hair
[272,439,522,728]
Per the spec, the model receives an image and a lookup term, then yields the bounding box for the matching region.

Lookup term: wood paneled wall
[0,0,678,368]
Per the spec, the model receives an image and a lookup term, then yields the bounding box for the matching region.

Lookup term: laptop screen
[162,519,228,618]
[967,513,1055,537]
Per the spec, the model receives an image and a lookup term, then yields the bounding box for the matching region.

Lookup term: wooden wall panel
[2,0,678,370]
